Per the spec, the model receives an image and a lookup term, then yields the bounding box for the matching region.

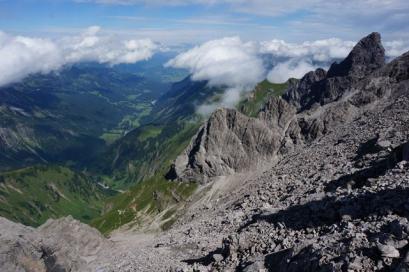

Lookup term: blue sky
[1,0,408,44]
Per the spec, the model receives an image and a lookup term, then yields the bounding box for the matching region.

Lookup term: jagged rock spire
[327,32,385,78]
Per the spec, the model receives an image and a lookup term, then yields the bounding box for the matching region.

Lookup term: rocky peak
[168,99,297,184]
[168,33,400,184]
[283,33,386,111]
[327,32,385,79]
[379,51,409,82]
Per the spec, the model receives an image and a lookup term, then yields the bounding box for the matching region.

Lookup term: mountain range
[0,32,409,271]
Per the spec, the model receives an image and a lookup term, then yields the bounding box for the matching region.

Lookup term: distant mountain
[114,52,189,83]
[0,62,176,227]
[96,77,294,188]
[170,32,388,184]
[0,64,169,171]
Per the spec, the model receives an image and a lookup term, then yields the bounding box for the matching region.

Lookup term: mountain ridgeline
[167,32,393,183]
[2,32,409,271]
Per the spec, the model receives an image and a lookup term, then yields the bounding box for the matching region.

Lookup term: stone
[242,260,267,272]
[377,243,400,258]
[377,140,392,149]
[212,254,224,263]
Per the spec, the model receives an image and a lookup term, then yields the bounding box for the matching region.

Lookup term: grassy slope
[91,121,200,234]
[0,165,115,226]
[89,78,216,233]
[92,174,197,234]
[0,64,192,229]
[238,80,289,117]
[95,121,201,189]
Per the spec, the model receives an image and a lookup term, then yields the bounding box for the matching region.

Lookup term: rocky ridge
[150,32,409,271]
[168,32,397,184]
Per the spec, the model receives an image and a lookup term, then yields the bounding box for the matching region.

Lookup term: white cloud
[260,38,355,83]
[62,26,158,64]
[196,87,243,115]
[166,37,265,113]
[166,37,264,88]
[267,59,318,83]
[0,32,63,87]
[384,40,409,57]
[0,26,159,87]
[260,38,356,62]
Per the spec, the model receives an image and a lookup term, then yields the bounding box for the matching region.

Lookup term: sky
[0,0,409,111]
[1,0,409,44]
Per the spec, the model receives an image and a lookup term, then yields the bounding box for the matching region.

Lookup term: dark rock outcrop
[283,68,327,109]
[284,32,386,111]
[327,32,385,79]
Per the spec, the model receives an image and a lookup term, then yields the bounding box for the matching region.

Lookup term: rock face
[0,216,110,272]
[169,32,391,184]
[327,32,385,79]
[167,98,296,184]
[283,68,327,109]
[283,32,386,111]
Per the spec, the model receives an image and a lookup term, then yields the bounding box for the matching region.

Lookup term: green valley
[0,165,114,227]
[0,58,290,233]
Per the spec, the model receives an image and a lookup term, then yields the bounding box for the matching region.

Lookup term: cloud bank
[166,36,409,114]
[166,37,265,114]
[166,37,264,88]
[0,26,158,87]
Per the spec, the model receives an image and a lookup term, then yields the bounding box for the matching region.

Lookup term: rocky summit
[1,32,409,271]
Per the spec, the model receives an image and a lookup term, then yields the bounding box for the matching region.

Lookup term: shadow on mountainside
[324,141,407,192]
[239,141,409,232]
[239,186,409,232]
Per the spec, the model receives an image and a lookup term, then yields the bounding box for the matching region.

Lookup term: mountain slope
[1,32,409,272]
[91,77,293,232]
[0,64,168,171]
[0,165,114,226]
[92,76,224,187]
[152,32,409,271]
[238,79,293,117]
